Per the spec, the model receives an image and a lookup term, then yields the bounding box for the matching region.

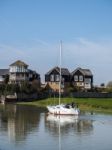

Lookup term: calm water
[0,104,112,150]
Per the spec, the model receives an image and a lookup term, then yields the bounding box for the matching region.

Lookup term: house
[28,69,40,82]
[71,67,93,90]
[45,66,70,92]
[9,60,40,84]
[0,69,9,84]
[9,60,28,83]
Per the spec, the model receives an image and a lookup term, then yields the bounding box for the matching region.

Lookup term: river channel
[0,104,112,150]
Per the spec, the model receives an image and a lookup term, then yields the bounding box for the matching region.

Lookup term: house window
[29,74,33,78]
[17,67,19,72]
[10,66,16,72]
[55,74,60,81]
[85,78,91,83]
[74,75,78,81]
[50,74,54,81]
[79,75,83,81]
[0,76,4,82]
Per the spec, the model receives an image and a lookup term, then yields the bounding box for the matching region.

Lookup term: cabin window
[74,75,78,81]
[50,74,54,81]
[55,74,60,81]
[79,75,83,81]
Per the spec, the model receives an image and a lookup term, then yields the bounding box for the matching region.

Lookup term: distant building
[9,60,29,84]
[45,66,70,92]
[0,61,94,92]
[9,60,40,84]
[0,60,40,85]
[0,69,9,84]
[71,67,93,90]
[28,69,40,82]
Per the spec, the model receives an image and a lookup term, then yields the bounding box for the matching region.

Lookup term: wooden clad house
[45,66,70,92]
[71,67,93,90]
[9,60,40,84]
[9,60,28,83]
[28,69,40,82]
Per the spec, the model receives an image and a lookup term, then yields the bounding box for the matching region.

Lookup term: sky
[0,0,112,85]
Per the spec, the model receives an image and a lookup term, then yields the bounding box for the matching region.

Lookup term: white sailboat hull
[47,104,80,115]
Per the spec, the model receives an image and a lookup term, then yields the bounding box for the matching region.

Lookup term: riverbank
[17,98,112,113]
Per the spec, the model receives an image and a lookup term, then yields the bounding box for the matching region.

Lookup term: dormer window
[74,75,78,81]
[50,74,54,81]
[79,75,83,81]
[55,74,60,81]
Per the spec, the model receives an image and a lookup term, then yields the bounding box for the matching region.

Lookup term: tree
[107,81,112,88]
[20,81,38,94]
[4,84,19,95]
[4,75,9,84]
[31,80,41,93]
[106,81,112,92]
[100,83,105,87]
[0,84,5,95]
[20,81,31,94]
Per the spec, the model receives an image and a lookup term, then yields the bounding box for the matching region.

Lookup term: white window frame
[74,75,78,81]
[55,74,60,82]
[50,74,54,82]
[79,75,83,81]
[85,78,91,83]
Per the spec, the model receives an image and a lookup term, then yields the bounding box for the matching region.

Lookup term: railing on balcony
[10,75,29,81]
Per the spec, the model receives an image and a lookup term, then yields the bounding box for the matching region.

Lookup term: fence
[47,91,112,98]
[72,92,112,98]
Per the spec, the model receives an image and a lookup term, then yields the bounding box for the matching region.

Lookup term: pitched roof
[71,67,93,76]
[10,60,28,67]
[0,69,9,76]
[46,66,70,76]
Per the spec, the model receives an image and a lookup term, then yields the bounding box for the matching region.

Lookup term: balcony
[10,75,29,81]
[9,66,28,73]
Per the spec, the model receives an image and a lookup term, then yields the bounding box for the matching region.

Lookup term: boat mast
[59,41,62,105]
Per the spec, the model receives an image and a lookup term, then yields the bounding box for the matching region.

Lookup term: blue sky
[0,0,112,84]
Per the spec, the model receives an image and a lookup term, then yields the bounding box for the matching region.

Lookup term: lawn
[17,98,112,113]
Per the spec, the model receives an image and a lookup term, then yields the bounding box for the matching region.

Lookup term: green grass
[17,98,112,113]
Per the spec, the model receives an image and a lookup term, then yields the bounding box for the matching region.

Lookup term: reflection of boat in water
[46,114,79,150]
[45,113,94,136]
[46,114,78,126]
